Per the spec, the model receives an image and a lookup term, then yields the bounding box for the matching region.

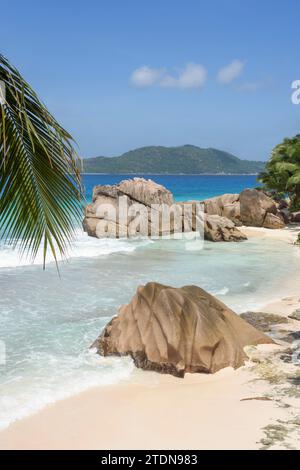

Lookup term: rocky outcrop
[202,190,287,229]
[83,178,175,238]
[84,178,248,242]
[91,282,273,377]
[92,177,174,207]
[263,212,286,229]
[83,180,288,242]
[178,200,247,242]
[239,189,285,228]
[204,215,247,242]
[240,311,288,332]
[204,214,247,242]
[203,189,289,229]
[202,194,241,225]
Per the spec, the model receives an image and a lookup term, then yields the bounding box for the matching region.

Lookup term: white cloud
[217,59,245,84]
[130,63,207,89]
[130,66,164,88]
[161,63,207,89]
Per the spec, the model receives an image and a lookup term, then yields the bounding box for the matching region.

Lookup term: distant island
[82,145,265,175]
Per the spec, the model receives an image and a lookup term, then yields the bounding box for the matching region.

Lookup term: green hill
[83,145,265,174]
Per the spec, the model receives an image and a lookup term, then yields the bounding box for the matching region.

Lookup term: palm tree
[0,54,83,267]
[259,135,300,210]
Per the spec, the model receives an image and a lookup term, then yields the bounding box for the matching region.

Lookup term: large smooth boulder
[91,178,174,206]
[84,178,174,238]
[239,189,285,228]
[117,178,174,206]
[178,201,247,242]
[203,194,241,225]
[204,214,247,242]
[91,282,273,377]
[263,212,285,229]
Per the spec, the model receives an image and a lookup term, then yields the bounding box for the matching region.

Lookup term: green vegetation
[259,135,300,211]
[83,145,265,175]
[0,55,83,266]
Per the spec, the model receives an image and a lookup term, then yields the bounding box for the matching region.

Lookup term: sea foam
[0,351,134,430]
[0,230,151,268]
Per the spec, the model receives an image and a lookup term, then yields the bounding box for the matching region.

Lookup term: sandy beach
[241,224,300,243]
[0,360,288,450]
[0,225,299,450]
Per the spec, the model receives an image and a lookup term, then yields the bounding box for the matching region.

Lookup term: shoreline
[0,225,299,450]
[1,293,299,450]
[0,359,287,450]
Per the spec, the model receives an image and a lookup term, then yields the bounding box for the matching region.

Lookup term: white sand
[241,224,300,243]
[0,364,288,450]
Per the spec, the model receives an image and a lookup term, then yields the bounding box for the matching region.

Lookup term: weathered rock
[240,311,288,332]
[179,201,247,242]
[84,179,247,242]
[288,309,300,321]
[204,214,247,242]
[84,180,286,240]
[263,212,285,229]
[239,189,284,228]
[84,178,174,238]
[202,194,241,225]
[290,212,300,223]
[240,189,276,226]
[118,178,174,206]
[203,190,287,230]
[91,282,273,377]
[92,178,174,206]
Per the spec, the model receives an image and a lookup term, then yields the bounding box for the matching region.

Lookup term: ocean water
[83,174,259,202]
[0,175,299,430]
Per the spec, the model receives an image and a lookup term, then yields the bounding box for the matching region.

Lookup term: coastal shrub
[258,135,300,210]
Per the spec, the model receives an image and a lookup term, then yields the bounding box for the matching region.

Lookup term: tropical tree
[0,54,83,267]
[259,135,300,210]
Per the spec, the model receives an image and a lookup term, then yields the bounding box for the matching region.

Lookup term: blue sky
[1,0,300,160]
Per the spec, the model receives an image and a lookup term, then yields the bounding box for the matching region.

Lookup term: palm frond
[0,54,84,267]
[274,162,298,173]
[287,171,300,187]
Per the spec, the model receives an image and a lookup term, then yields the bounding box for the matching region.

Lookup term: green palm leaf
[0,54,83,267]
[260,134,300,208]
[287,171,300,187]
[274,162,298,173]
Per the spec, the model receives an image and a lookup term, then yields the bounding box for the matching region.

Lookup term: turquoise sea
[82,174,259,202]
[0,175,299,430]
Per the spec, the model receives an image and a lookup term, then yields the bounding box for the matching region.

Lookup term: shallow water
[0,230,300,430]
[0,175,299,430]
